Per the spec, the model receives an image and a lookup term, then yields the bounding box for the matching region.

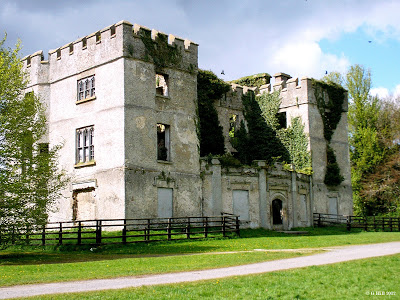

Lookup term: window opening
[277,111,287,129]
[76,126,94,164]
[157,124,170,161]
[229,114,239,138]
[77,75,95,101]
[156,73,169,97]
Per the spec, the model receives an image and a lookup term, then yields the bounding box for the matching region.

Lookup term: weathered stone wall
[201,159,312,229]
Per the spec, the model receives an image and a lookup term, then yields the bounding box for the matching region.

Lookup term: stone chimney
[274,72,292,89]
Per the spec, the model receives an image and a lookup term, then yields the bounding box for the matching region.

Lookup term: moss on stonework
[140,30,182,70]
[230,73,271,88]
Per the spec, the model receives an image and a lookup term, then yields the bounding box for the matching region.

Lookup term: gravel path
[1,242,399,299]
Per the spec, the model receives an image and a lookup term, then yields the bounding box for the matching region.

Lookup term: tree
[345,65,386,215]
[0,36,68,245]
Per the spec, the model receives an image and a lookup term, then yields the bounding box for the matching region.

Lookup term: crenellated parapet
[21,20,198,83]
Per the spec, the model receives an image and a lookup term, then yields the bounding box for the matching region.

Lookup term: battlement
[21,20,198,77]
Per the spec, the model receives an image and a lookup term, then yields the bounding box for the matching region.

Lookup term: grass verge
[23,254,400,300]
[1,227,399,287]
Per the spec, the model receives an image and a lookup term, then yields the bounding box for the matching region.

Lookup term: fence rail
[313,213,400,232]
[1,215,240,246]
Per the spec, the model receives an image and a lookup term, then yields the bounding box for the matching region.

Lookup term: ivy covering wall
[139,30,182,70]
[312,79,346,186]
[255,91,312,173]
[231,91,290,165]
[197,70,230,156]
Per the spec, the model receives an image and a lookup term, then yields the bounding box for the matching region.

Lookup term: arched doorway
[272,199,283,225]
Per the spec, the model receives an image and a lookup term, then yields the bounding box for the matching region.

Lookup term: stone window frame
[75,125,95,168]
[77,75,96,104]
[155,73,169,97]
[157,123,171,162]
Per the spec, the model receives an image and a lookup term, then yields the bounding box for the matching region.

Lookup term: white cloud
[370,87,389,99]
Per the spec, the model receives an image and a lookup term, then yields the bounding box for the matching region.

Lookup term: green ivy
[232,91,289,165]
[197,70,230,156]
[140,30,182,70]
[256,91,312,173]
[230,73,271,88]
[312,79,346,186]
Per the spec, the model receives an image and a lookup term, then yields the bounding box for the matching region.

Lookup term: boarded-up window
[158,188,173,218]
[72,189,96,221]
[233,190,249,221]
[328,197,338,215]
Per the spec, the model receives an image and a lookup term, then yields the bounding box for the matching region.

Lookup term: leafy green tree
[345,65,385,215]
[0,36,68,245]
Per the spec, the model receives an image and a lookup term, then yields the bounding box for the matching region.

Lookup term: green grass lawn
[26,254,399,300]
[0,227,399,288]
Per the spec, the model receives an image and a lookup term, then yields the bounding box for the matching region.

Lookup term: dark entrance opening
[272,199,283,225]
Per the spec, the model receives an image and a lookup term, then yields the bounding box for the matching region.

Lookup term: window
[157,124,170,161]
[76,126,94,164]
[156,73,169,97]
[277,111,287,129]
[229,114,239,137]
[77,75,95,101]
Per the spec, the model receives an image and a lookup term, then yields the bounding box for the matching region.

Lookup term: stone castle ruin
[22,20,352,230]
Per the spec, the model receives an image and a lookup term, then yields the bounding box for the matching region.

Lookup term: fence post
[373,216,376,231]
[58,222,63,245]
[96,220,102,245]
[25,225,30,245]
[186,217,191,239]
[382,217,385,231]
[222,216,226,237]
[77,221,82,245]
[346,216,351,231]
[364,217,368,231]
[42,225,46,246]
[167,218,172,241]
[235,216,240,237]
[389,217,392,232]
[122,219,127,244]
[146,219,150,241]
[204,217,208,238]
[398,217,400,231]
[317,214,321,227]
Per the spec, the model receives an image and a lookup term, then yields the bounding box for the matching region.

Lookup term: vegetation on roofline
[139,30,182,70]
[230,73,271,88]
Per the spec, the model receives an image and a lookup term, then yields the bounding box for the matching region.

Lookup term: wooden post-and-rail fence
[313,213,400,232]
[0,215,240,246]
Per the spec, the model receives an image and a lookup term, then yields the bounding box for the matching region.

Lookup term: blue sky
[1,0,400,98]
